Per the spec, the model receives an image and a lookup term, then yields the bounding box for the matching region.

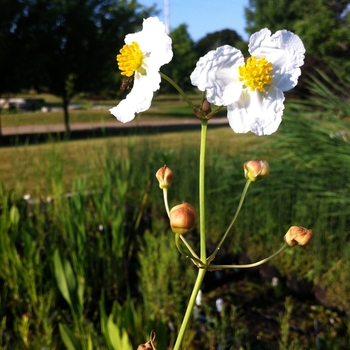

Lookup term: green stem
[160,72,196,110]
[207,243,289,270]
[206,105,224,119]
[207,179,251,263]
[199,119,208,263]
[180,235,200,260]
[173,118,209,350]
[173,269,206,350]
[163,188,170,217]
[175,234,203,267]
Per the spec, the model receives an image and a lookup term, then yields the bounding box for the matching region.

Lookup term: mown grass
[0,125,266,195]
[1,92,211,127]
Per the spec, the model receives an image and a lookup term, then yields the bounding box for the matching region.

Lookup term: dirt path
[1,117,228,136]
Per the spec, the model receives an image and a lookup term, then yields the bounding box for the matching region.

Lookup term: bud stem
[162,188,170,217]
[207,179,252,263]
[175,234,203,266]
[160,72,197,111]
[180,235,200,260]
[207,243,288,270]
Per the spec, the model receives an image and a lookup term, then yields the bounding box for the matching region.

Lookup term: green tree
[0,0,25,95]
[2,0,153,133]
[245,0,350,76]
[195,29,246,58]
[161,24,198,92]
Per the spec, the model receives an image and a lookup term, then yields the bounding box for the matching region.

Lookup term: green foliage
[195,29,247,58]
[138,230,196,348]
[0,0,155,131]
[245,0,350,76]
[278,297,301,350]
[161,24,198,92]
[53,250,84,319]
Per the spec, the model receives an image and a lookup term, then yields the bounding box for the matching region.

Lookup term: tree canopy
[0,0,154,132]
[195,29,246,58]
[245,0,350,75]
[161,24,198,92]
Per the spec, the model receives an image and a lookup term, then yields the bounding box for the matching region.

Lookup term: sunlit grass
[0,126,267,196]
[1,92,210,127]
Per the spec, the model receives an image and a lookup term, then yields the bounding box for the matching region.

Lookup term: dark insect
[120,75,134,96]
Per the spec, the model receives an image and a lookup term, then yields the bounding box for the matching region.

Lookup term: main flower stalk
[173,119,208,350]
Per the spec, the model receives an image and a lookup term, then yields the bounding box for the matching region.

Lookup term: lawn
[1,92,220,127]
[0,125,265,195]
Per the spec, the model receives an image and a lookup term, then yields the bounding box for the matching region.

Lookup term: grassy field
[1,92,222,127]
[0,126,267,195]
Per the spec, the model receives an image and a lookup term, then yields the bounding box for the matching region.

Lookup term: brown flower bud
[155,165,173,189]
[244,160,270,182]
[200,98,211,114]
[137,343,154,350]
[169,202,196,235]
[284,226,313,247]
[137,331,157,350]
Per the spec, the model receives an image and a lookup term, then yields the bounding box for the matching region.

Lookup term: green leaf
[53,250,72,308]
[53,249,84,317]
[99,293,113,349]
[9,205,19,227]
[59,323,83,350]
[107,316,132,350]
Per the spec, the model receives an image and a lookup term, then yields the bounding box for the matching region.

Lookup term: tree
[161,24,198,92]
[0,0,26,95]
[245,0,350,77]
[2,0,154,133]
[195,29,246,58]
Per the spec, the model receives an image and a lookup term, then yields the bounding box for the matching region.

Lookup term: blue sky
[138,0,250,42]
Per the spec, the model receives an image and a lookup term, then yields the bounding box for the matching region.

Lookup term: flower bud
[284,226,313,247]
[169,202,196,235]
[155,165,173,189]
[200,98,211,114]
[244,160,270,182]
[137,331,157,350]
[137,343,154,350]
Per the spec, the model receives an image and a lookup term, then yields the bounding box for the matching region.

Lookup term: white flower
[109,17,172,123]
[190,29,305,136]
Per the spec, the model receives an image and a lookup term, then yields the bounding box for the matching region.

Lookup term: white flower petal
[111,17,172,123]
[249,28,305,92]
[125,17,173,67]
[227,86,285,136]
[190,45,244,106]
[109,77,154,123]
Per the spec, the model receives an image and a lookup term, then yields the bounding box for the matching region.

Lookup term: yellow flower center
[117,42,145,77]
[238,56,273,92]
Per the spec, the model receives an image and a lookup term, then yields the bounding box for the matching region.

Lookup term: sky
[138,0,250,42]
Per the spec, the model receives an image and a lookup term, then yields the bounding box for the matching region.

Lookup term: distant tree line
[2,0,348,131]
[0,0,155,132]
[245,0,350,94]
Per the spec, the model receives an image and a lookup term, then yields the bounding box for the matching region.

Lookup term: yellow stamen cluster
[239,56,273,92]
[117,42,144,77]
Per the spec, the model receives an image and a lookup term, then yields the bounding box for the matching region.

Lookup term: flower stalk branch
[160,72,197,111]
[207,179,252,263]
[175,234,203,267]
[206,243,289,270]
[162,188,170,217]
